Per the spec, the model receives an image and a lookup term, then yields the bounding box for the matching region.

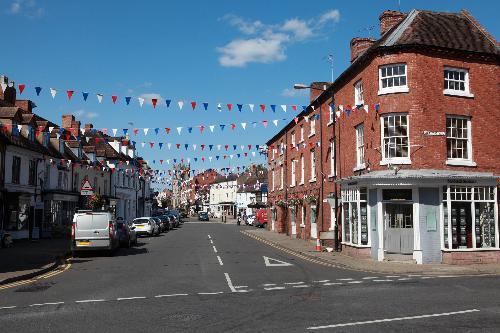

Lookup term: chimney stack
[379,10,406,36]
[85,123,94,133]
[350,37,376,62]
[62,115,75,129]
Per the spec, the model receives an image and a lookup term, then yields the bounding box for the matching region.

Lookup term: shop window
[443,186,497,249]
[12,156,21,184]
[342,188,368,246]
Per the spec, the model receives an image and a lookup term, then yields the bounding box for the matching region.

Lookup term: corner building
[267,9,500,264]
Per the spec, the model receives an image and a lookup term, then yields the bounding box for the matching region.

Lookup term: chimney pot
[379,10,406,36]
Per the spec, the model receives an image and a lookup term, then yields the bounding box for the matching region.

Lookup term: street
[1,218,499,332]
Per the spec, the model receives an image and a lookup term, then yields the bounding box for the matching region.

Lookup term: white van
[71,211,119,254]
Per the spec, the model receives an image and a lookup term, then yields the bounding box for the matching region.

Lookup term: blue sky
[2,0,498,189]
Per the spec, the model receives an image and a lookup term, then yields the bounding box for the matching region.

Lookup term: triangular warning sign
[263,256,293,267]
[81,179,94,191]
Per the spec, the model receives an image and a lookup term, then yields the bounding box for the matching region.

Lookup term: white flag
[248,104,254,112]
[241,122,247,130]
[336,111,341,118]
[217,103,222,112]
[230,155,234,160]
[50,88,57,99]
[176,127,182,135]
[240,145,244,151]
[138,97,145,107]
[192,144,197,151]
[112,128,118,136]
[49,126,54,133]
[167,142,172,150]
[217,144,221,151]
[252,151,256,157]
[273,119,279,127]
[0,82,7,93]
[363,104,369,113]
[281,105,287,112]
[141,142,145,148]
[143,128,149,136]
[187,158,190,163]
[97,94,103,103]
[209,156,213,162]
[178,101,184,110]
[166,159,170,164]
[339,105,343,111]
[209,125,215,133]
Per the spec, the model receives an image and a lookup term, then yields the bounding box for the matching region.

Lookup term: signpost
[80,179,94,196]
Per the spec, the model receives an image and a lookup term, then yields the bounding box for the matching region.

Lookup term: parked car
[161,215,175,230]
[156,215,170,232]
[117,220,137,248]
[169,210,183,223]
[253,209,268,228]
[165,211,180,228]
[246,214,255,226]
[71,211,120,254]
[151,217,162,235]
[198,212,209,221]
[132,217,157,237]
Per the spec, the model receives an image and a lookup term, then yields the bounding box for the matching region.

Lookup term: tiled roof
[0,107,22,118]
[339,169,498,183]
[0,130,62,158]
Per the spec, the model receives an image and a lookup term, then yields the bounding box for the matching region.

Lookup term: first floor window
[310,149,316,181]
[382,114,409,161]
[300,154,305,184]
[356,124,365,167]
[291,160,296,186]
[443,186,497,249]
[28,160,36,186]
[12,156,21,184]
[280,166,284,189]
[379,63,407,93]
[330,139,336,176]
[444,67,470,95]
[446,116,471,160]
[342,188,368,245]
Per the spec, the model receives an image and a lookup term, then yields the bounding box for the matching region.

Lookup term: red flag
[18,84,25,94]
[160,160,163,164]
[223,155,227,160]
[248,145,252,150]
[262,120,268,128]
[199,125,205,133]
[224,145,229,151]
[230,123,236,130]
[292,105,297,111]
[165,127,171,134]
[152,99,158,108]
[191,101,196,110]
[202,157,205,162]
[294,117,299,124]
[201,144,205,151]
[260,104,266,112]
[227,103,232,111]
[133,128,138,135]
[176,143,180,149]
[67,90,74,100]
[112,95,118,104]
[244,152,248,157]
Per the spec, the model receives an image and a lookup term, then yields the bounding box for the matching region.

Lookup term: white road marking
[224,272,237,292]
[210,239,214,244]
[421,276,436,279]
[313,280,330,283]
[208,234,211,239]
[284,282,304,285]
[217,255,224,266]
[29,302,64,307]
[264,287,286,290]
[234,285,248,288]
[348,281,363,284]
[385,275,400,278]
[438,275,459,278]
[307,309,480,330]
[263,256,293,267]
[262,283,277,286]
[337,278,354,281]
[117,296,147,301]
[323,282,343,286]
[0,306,16,310]
[155,294,189,298]
[198,292,224,295]
[362,277,378,280]
[373,279,393,282]
[75,299,106,303]
[398,278,412,281]
[293,285,311,288]
[213,246,218,253]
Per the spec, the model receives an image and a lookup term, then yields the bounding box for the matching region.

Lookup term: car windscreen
[133,219,149,225]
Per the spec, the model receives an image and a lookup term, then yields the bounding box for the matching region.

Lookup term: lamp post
[294,83,339,252]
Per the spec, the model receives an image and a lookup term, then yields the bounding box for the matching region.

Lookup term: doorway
[384,203,414,254]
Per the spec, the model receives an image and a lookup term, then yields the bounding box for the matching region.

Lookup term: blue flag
[270,105,276,113]
[166,99,171,108]
[216,156,220,160]
[237,104,243,112]
[125,97,131,105]
[194,157,198,162]
[188,127,193,133]
[209,144,213,151]
[123,129,128,135]
[35,87,42,96]
[132,141,136,146]
[184,144,189,150]
[219,124,225,131]
[203,102,208,110]
[233,145,237,150]
[158,142,163,149]
[154,128,159,135]
[82,92,89,101]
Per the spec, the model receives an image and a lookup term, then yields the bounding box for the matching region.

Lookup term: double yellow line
[0,259,72,291]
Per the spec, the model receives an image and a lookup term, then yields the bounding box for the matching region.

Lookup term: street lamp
[294,83,339,252]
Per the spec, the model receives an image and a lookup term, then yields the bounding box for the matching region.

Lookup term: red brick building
[267,9,499,264]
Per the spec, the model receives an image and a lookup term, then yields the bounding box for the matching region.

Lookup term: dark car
[116,220,137,248]
[169,210,183,223]
[198,212,209,221]
[156,215,170,232]
[165,211,180,228]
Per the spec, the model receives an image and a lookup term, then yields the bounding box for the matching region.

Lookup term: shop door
[384,204,414,254]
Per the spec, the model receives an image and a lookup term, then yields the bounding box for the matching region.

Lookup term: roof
[338,169,498,184]
[213,174,238,184]
[266,9,499,145]
[0,107,22,119]
[0,129,60,157]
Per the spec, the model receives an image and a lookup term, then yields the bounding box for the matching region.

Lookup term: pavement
[242,228,500,276]
[0,238,71,284]
[1,218,499,332]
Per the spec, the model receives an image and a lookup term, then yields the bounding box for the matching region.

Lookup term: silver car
[132,217,158,237]
[71,211,120,254]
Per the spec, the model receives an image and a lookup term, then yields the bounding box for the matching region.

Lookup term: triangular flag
[219,124,225,131]
[292,105,297,111]
[178,100,184,110]
[154,128,159,135]
[82,92,89,101]
[50,88,57,99]
[248,104,254,112]
[166,99,171,108]
[165,127,171,134]
[167,143,171,149]
[262,120,268,128]
[192,144,197,150]
[111,95,118,104]
[143,128,149,136]
[138,97,145,107]
[191,101,196,110]
[0,82,7,93]
[66,90,74,100]
[18,84,25,94]
[280,105,287,112]
[260,104,266,112]
[35,87,42,96]
[176,127,182,135]
[227,103,232,111]
[237,104,243,112]
[125,96,131,105]
[97,94,103,103]
[241,122,247,130]
[363,104,369,113]
[273,119,279,127]
[217,103,222,112]
[112,128,118,136]
[203,102,208,110]
[270,104,276,113]
[152,98,158,108]
[209,125,215,133]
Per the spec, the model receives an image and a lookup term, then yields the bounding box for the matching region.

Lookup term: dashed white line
[398,278,412,281]
[213,246,218,253]
[337,278,354,281]
[30,302,64,307]
[421,276,436,279]
[224,272,237,292]
[285,282,305,285]
[75,299,106,303]
[217,255,224,266]
[262,283,277,286]
[234,285,248,288]
[385,275,400,278]
[362,277,378,280]
[323,282,343,286]
[293,285,311,288]
[348,281,363,284]
[264,287,286,290]
[207,234,211,239]
[155,293,189,298]
[373,279,393,282]
[313,280,330,283]
[0,306,16,310]
[117,296,147,301]
[307,309,480,330]
[198,292,224,295]
[210,239,214,244]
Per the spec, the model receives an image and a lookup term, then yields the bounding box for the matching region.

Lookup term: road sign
[80,179,94,196]
[263,256,293,267]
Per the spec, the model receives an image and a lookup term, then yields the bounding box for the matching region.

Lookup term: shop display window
[342,188,368,246]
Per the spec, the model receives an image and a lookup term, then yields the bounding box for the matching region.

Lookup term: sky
[1,0,499,190]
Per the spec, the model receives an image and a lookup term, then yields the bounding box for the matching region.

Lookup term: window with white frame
[379,63,408,94]
[381,114,410,163]
[272,169,275,191]
[444,67,473,97]
[355,124,365,168]
[300,125,304,142]
[291,159,296,187]
[310,149,316,181]
[272,148,275,159]
[280,166,284,189]
[328,104,334,124]
[309,117,316,136]
[354,80,364,106]
[279,142,283,155]
[342,188,368,245]
[291,131,296,146]
[446,116,471,161]
[300,154,305,184]
[442,186,497,249]
[330,139,336,176]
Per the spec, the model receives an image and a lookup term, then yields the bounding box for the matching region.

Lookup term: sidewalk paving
[0,238,71,284]
[243,228,500,276]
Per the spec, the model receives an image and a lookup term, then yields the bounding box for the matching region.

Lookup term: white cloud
[9,2,20,14]
[86,112,98,119]
[73,109,99,119]
[281,88,308,98]
[7,0,44,18]
[139,93,166,106]
[217,9,340,67]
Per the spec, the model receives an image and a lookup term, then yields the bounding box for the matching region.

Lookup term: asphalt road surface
[1,217,499,332]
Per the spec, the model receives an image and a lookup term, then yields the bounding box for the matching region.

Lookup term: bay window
[381,113,410,164]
